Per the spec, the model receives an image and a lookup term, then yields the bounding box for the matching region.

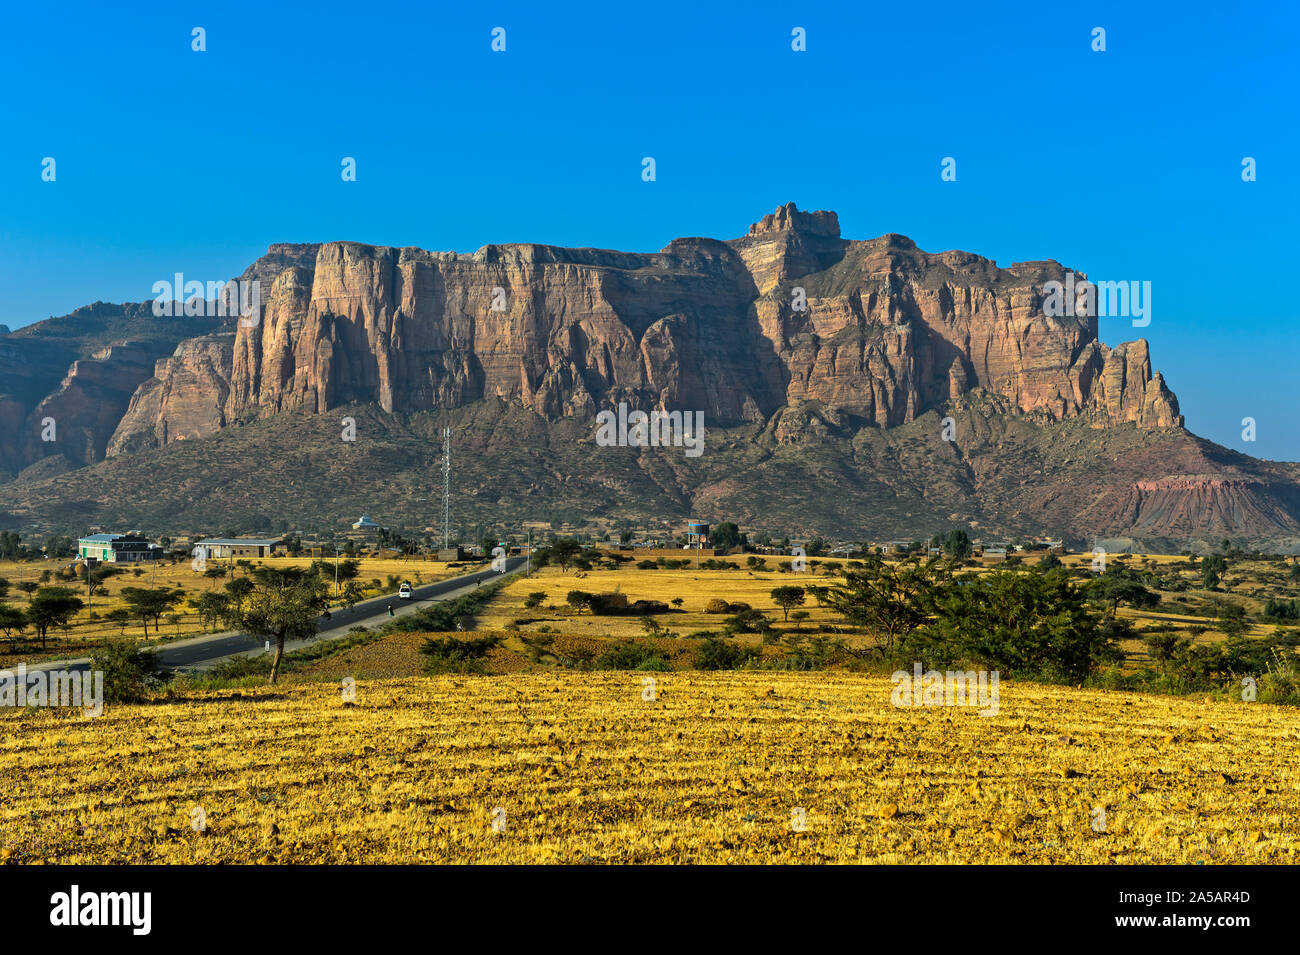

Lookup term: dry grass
[3,671,1298,863]
[479,556,1297,654]
[479,561,849,640]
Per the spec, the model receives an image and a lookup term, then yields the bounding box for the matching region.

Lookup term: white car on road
[398,581,413,600]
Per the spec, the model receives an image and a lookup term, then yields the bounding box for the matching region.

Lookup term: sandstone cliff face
[107,336,236,455]
[0,302,224,478]
[104,204,1183,455]
[21,341,172,468]
[1088,340,1182,429]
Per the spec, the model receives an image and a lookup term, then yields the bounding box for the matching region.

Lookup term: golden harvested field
[0,557,463,665]
[3,671,1298,863]
[481,562,849,639]
[482,557,1293,653]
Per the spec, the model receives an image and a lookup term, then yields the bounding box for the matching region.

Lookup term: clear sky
[2,1,1296,459]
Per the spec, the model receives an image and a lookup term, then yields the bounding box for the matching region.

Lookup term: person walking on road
[387,603,394,617]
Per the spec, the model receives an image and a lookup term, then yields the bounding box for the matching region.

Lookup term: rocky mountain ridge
[1,204,1288,546]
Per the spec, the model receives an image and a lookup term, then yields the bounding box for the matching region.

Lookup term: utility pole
[441,427,452,550]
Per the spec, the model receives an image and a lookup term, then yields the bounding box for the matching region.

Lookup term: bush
[1260,651,1300,705]
[420,634,503,674]
[595,641,669,671]
[566,590,595,614]
[630,599,670,615]
[90,641,165,703]
[909,568,1122,681]
[523,592,546,609]
[722,608,771,635]
[210,654,273,679]
[695,637,758,670]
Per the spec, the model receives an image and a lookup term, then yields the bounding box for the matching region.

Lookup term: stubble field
[3,670,1296,864]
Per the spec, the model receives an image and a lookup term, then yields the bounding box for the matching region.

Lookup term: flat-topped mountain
[1,204,1294,549]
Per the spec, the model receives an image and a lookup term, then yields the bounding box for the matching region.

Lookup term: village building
[194,537,285,559]
[76,533,163,563]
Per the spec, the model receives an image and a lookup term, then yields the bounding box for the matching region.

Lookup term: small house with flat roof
[194,537,284,559]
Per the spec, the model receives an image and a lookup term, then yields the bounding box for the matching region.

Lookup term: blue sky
[2,1,1296,459]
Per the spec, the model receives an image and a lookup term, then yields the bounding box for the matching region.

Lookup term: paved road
[28,557,527,674]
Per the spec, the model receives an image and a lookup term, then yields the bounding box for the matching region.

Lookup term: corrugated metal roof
[195,538,282,546]
[78,534,120,542]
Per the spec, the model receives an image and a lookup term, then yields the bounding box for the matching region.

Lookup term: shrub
[630,599,670,615]
[90,641,165,703]
[1260,649,1300,705]
[910,568,1122,681]
[523,592,546,609]
[595,641,669,671]
[722,608,771,635]
[420,634,503,674]
[566,590,595,614]
[211,654,273,679]
[695,637,758,670]
[640,617,678,639]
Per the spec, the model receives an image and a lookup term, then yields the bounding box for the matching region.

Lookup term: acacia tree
[1088,572,1159,619]
[769,585,806,622]
[223,577,255,623]
[811,556,948,658]
[566,590,595,614]
[120,586,186,637]
[551,540,582,573]
[191,591,231,631]
[26,587,84,649]
[340,580,364,610]
[239,567,329,683]
[105,607,132,636]
[0,604,27,651]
